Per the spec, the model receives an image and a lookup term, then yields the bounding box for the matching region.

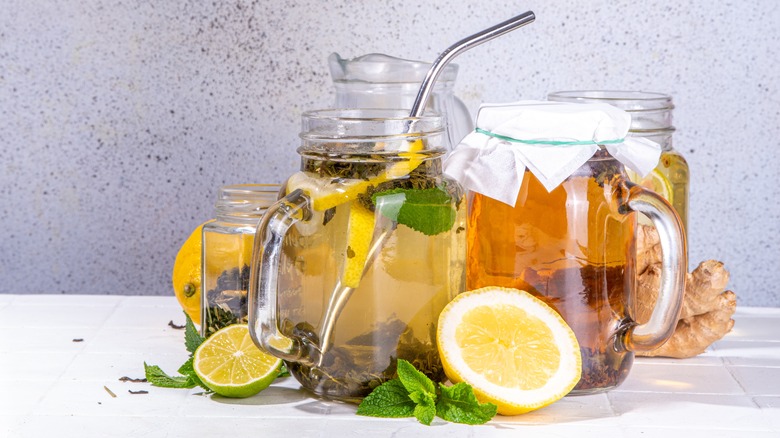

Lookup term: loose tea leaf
[118,376,147,383]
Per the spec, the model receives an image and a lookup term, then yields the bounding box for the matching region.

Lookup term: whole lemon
[172,221,211,323]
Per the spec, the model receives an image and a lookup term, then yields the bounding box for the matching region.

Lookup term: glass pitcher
[328,53,473,151]
[248,109,466,402]
[467,149,686,394]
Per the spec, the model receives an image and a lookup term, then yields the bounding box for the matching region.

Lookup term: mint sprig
[144,313,210,391]
[357,359,497,426]
[371,187,455,236]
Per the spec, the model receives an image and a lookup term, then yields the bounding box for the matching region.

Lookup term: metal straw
[408,11,535,118]
[314,11,536,364]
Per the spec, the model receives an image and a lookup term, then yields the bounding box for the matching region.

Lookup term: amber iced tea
[467,153,637,393]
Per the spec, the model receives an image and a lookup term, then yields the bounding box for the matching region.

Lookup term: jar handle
[622,183,687,352]
[248,189,316,365]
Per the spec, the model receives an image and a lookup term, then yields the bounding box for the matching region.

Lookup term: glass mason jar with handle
[445,101,686,394]
[248,109,466,402]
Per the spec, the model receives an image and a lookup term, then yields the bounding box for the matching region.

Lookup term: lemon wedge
[437,287,581,415]
[286,139,425,212]
[342,201,375,288]
[627,168,673,203]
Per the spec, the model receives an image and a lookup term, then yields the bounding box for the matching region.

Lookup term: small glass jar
[201,184,280,337]
[548,91,689,231]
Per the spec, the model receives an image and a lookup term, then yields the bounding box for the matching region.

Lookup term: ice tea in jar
[445,101,686,394]
[248,109,466,401]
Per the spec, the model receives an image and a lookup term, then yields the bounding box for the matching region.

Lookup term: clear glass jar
[548,91,689,231]
[201,184,280,337]
[248,109,466,402]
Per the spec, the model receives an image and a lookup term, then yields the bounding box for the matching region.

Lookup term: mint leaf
[436,382,497,425]
[144,362,196,389]
[410,391,437,425]
[356,379,416,418]
[372,187,455,236]
[396,359,437,396]
[178,357,210,391]
[184,313,204,354]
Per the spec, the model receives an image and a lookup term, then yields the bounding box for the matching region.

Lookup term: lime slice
[193,324,282,398]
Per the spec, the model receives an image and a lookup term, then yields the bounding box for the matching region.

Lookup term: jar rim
[299,108,444,143]
[548,90,674,112]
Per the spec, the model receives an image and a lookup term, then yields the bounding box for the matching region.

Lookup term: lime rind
[193,324,283,398]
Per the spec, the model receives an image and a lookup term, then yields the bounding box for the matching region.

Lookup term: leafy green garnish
[356,359,497,426]
[371,187,455,236]
[184,314,205,354]
[437,382,497,425]
[356,379,416,418]
[143,363,195,388]
[144,313,210,391]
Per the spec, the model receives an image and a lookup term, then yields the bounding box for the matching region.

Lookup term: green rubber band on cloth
[475,127,625,146]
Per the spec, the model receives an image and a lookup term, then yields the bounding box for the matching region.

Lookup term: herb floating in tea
[372,187,456,236]
[357,359,497,426]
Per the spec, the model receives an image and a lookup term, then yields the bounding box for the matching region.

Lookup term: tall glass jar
[201,184,280,337]
[548,91,689,231]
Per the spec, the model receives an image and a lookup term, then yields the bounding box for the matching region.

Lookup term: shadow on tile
[209,386,310,406]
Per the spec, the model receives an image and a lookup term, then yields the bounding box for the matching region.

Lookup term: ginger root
[635,224,737,358]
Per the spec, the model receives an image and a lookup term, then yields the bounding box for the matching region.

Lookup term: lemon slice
[193,324,282,398]
[437,287,581,415]
[627,168,673,203]
[286,139,424,212]
[342,202,375,288]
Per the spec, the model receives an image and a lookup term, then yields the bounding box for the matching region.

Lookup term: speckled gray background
[1,1,778,305]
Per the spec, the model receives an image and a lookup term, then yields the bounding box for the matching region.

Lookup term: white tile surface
[3,295,780,436]
[713,340,780,367]
[724,317,780,342]
[728,367,780,396]
[614,361,743,394]
[608,392,771,431]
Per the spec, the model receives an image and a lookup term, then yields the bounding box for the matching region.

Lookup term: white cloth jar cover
[443,100,662,206]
